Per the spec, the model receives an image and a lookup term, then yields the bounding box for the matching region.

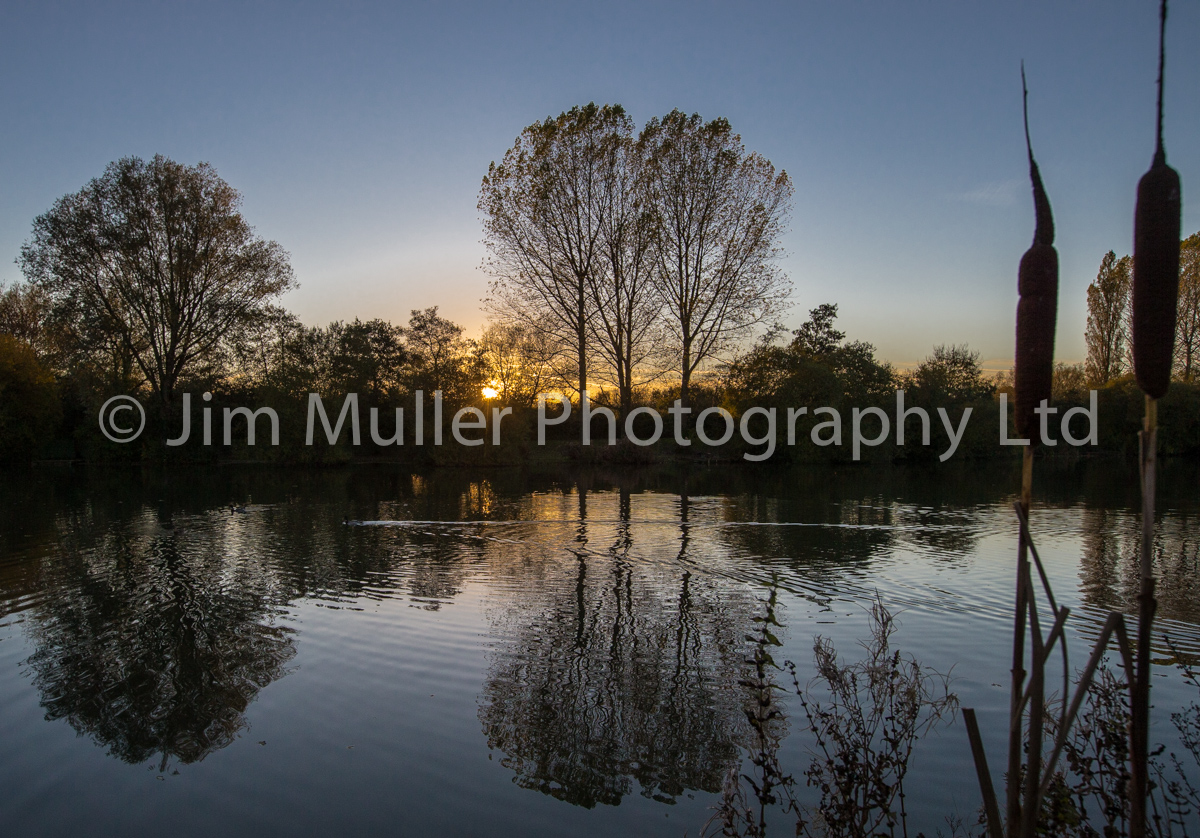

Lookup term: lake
[1,460,1198,836]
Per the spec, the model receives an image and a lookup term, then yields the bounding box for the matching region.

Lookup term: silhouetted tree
[589,126,664,414]
[0,334,60,461]
[223,305,306,391]
[726,304,894,414]
[642,110,792,409]
[19,156,295,417]
[1176,232,1200,382]
[0,281,51,358]
[402,306,475,399]
[1051,361,1088,400]
[1084,251,1132,385]
[791,303,845,357]
[327,318,407,400]
[476,321,560,407]
[906,344,993,402]
[481,104,632,399]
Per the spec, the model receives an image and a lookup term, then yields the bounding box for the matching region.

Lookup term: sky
[2,0,1197,370]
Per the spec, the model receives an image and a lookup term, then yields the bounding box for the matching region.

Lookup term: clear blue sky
[2,0,1197,368]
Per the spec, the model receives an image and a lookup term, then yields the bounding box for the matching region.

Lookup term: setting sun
[481,386,499,399]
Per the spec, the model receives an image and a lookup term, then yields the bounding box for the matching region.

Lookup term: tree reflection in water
[23,511,296,768]
[6,459,1196,798]
[1079,505,1200,651]
[479,484,755,808]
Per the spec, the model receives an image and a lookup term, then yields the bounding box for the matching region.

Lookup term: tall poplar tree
[1083,251,1132,385]
[480,104,631,400]
[641,110,792,410]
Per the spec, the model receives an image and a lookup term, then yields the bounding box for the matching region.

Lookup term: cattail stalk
[1130,399,1158,838]
[1006,66,1058,838]
[1130,3,1179,833]
[1004,446,1031,838]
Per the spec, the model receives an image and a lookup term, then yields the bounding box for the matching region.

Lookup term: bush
[0,334,61,461]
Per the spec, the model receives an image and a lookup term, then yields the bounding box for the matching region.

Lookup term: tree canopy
[1083,235,1199,387]
[19,155,295,413]
[1175,232,1200,382]
[1084,251,1132,385]
[642,110,793,408]
[481,104,792,413]
[0,334,61,461]
[480,104,633,402]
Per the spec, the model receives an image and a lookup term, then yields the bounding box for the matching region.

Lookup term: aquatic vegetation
[704,592,957,838]
[963,4,1186,836]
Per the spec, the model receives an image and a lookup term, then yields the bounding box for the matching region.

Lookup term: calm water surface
[1,461,1198,836]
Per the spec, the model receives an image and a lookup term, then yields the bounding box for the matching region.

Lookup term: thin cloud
[951,179,1023,207]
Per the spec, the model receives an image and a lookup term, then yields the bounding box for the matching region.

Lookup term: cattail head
[1014,66,1058,444]
[1132,0,1182,400]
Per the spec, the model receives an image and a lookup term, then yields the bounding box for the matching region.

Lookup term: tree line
[1,128,1199,463]
[0,105,792,461]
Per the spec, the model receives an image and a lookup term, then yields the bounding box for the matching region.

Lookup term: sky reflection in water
[0,460,1197,836]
